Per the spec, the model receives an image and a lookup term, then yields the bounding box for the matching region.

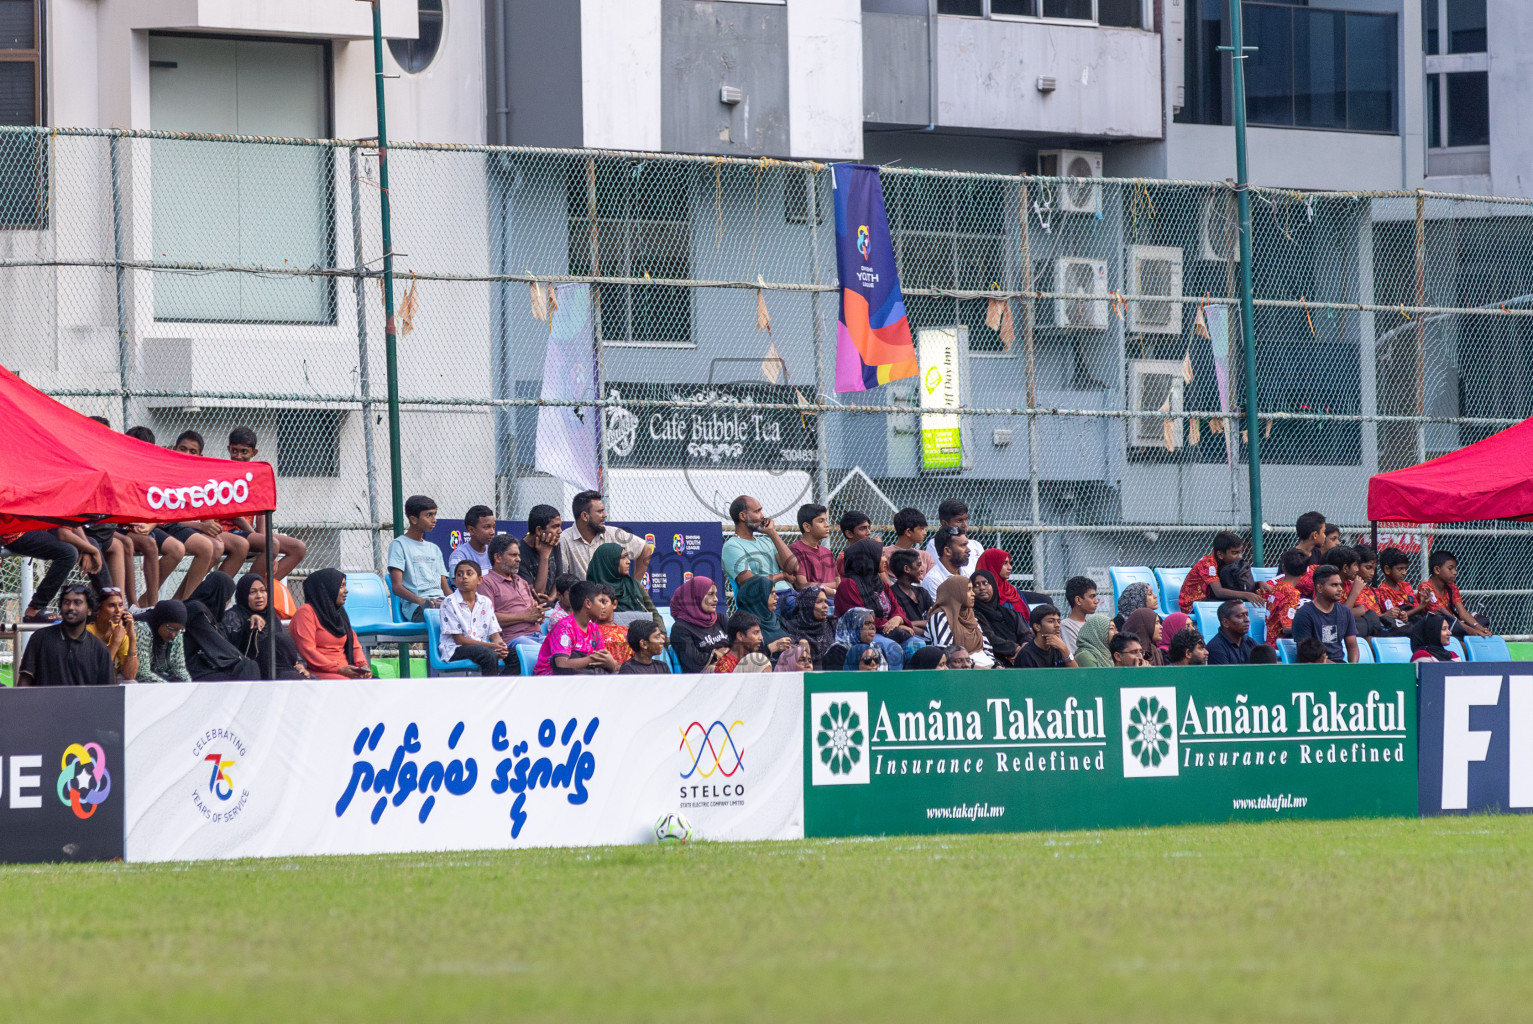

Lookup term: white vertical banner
[536,283,601,491]
[124,675,803,862]
[917,326,964,472]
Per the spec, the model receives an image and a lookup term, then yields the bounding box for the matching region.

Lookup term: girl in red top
[290,568,372,679]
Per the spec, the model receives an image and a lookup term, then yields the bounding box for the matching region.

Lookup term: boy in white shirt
[439,561,509,675]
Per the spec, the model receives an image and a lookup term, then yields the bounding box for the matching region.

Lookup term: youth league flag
[536,284,600,491]
[831,164,918,393]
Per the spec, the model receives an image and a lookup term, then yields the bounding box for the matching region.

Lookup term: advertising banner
[831,163,918,393]
[424,520,722,607]
[1417,662,1533,815]
[602,381,818,472]
[0,687,124,863]
[124,674,801,862]
[917,327,963,471]
[805,666,1416,837]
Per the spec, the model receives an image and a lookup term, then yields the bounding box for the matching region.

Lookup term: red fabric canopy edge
[0,363,277,534]
[1366,415,1533,524]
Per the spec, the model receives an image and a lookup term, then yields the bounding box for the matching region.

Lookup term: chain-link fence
[4,125,1533,647]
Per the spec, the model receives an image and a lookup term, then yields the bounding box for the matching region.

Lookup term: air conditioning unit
[1127,358,1186,449]
[1128,245,1184,335]
[1053,257,1109,330]
[1198,192,1240,262]
[1038,149,1103,215]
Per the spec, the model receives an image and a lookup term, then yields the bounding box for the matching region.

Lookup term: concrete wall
[661,0,791,156]
[581,0,663,150]
[935,16,1162,139]
[1164,123,1405,191]
[787,0,861,160]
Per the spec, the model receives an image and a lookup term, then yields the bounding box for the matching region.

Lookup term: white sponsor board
[124,674,802,862]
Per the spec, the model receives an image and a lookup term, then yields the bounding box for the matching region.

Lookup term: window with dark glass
[388,0,444,74]
[1178,2,1397,134]
[0,0,44,229]
[567,160,693,347]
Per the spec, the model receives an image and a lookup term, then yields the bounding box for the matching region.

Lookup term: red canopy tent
[0,364,276,533]
[1367,416,1533,525]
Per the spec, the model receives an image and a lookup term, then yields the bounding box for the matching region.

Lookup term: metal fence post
[1019,179,1041,586]
[109,133,130,429]
[368,0,405,538]
[349,144,384,573]
[808,166,830,507]
[1227,0,1266,565]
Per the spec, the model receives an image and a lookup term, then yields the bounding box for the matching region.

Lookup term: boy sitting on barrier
[1417,550,1493,639]
[619,620,671,675]
[1180,531,1267,612]
[534,580,618,676]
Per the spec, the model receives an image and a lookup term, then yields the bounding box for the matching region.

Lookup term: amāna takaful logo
[1119,686,1179,778]
[810,692,870,786]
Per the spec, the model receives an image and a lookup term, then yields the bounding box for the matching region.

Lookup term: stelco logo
[146,473,255,511]
[678,720,746,808]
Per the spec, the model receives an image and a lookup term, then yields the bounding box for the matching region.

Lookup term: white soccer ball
[653,812,693,844]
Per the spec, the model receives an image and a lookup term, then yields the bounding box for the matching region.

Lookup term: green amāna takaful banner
[804,665,1417,837]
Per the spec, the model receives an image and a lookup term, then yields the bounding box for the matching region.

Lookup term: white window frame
[1424,0,1489,162]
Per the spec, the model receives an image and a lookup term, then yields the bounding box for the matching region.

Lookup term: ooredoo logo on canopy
[146,473,254,511]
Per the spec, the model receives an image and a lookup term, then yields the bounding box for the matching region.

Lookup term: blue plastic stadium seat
[1276,638,1296,664]
[1251,567,1280,584]
[1246,604,1267,644]
[666,647,681,673]
[347,573,426,639]
[423,608,480,677]
[1108,566,1157,613]
[516,643,538,676]
[1191,601,1222,640]
[658,606,675,633]
[1465,635,1513,662]
[1370,637,1411,664]
[1353,638,1375,664]
[1155,568,1189,613]
[1447,636,1466,661]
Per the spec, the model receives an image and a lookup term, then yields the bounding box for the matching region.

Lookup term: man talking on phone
[722,494,799,589]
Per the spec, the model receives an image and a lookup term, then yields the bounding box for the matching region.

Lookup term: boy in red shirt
[1263,548,1308,638]
[1417,550,1492,638]
[1292,511,1327,597]
[789,503,837,591]
[1179,531,1266,612]
[1373,547,1425,632]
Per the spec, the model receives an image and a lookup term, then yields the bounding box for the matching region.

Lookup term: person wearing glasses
[16,584,115,687]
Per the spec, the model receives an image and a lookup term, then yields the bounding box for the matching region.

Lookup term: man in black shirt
[1014,604,1078,668]
[517,504,567,603]
[1205,600,1257,665]
[17,584,115,687]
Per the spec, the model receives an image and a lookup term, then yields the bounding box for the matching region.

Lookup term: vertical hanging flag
[831,163,919,393]
[535,284,600,491]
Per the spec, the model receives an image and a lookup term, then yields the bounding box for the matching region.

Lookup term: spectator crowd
[6,460,1494,685]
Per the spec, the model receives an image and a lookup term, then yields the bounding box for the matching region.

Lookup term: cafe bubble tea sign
[804,665,1417,837]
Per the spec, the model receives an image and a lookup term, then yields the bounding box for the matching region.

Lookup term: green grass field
[4,816,1532,1023]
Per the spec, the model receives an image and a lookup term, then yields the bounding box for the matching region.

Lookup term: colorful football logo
[56,742,111,820]
[857,224,870,261]
[673,533,685,554]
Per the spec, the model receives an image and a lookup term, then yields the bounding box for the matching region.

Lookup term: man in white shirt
[921,527,971,601]
[923,498,980,577]
[560,490,653,581]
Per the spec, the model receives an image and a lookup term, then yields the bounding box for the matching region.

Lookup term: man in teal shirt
[721,494,799,588]
[387,494,450,622]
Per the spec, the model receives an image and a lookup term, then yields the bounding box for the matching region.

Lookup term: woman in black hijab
[184,571,260,681]
[1409,612,1459,663]
[971,569,1032,666]
[783,585,837,669]
[224,574,308,679]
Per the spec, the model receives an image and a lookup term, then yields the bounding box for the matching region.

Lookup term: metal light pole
[1226,0,1265,564]
[365,0,405,536]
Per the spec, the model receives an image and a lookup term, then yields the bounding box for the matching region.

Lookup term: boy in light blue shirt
[387,494,450,622]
